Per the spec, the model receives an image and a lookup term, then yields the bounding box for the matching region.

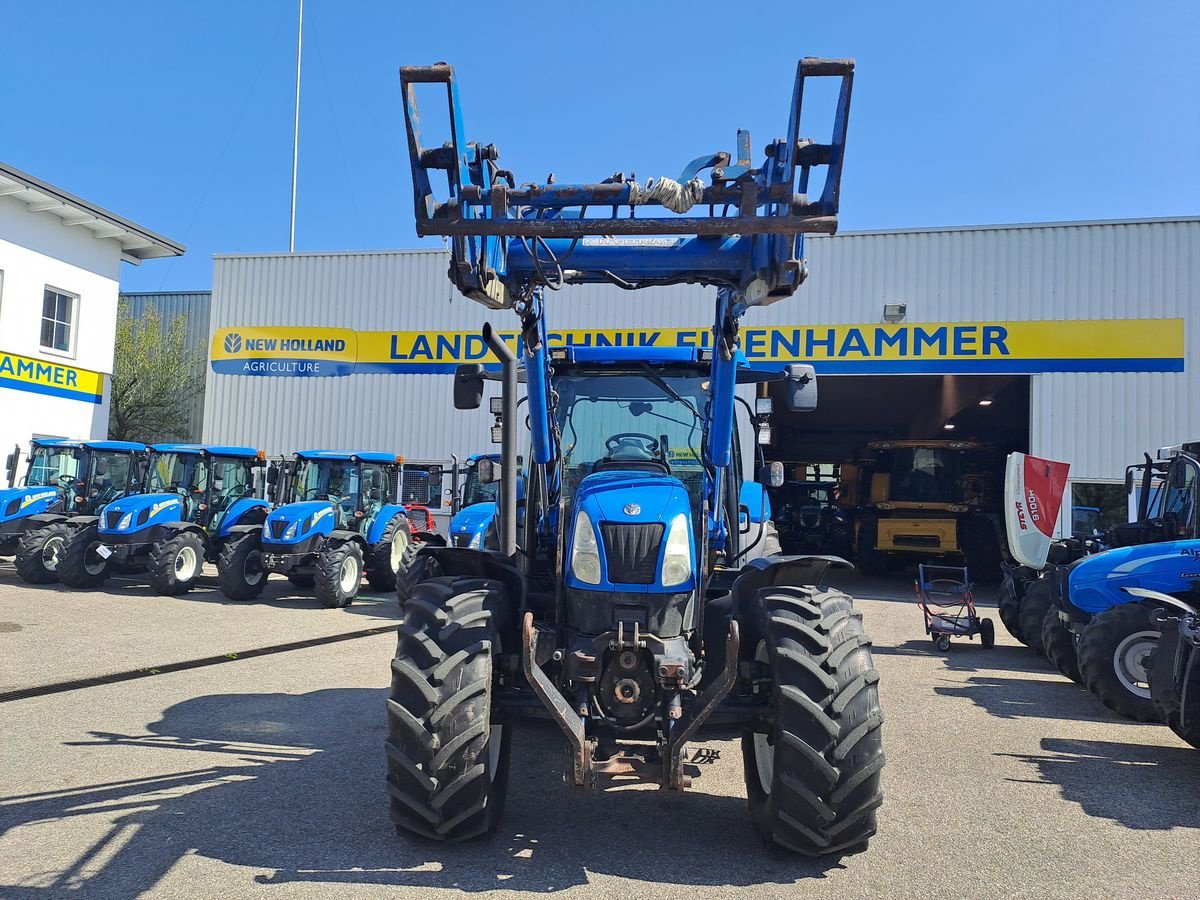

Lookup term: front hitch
[663,619,740,790]
[522,612,595,790]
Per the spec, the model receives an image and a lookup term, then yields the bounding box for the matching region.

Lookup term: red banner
[1005,453,1071,568]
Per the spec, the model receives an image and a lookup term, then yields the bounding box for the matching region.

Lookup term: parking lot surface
[0,570,1195,898]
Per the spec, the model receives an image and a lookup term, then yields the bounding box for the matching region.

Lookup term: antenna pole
[289,0,303,252]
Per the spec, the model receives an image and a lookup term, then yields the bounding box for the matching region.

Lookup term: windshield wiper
[637,364,702,422]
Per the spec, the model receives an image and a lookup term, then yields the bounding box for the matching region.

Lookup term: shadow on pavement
[932,673,1150,725]
[0,688,841,895]
[1006,737,1200,829]
[871,640,1056,675]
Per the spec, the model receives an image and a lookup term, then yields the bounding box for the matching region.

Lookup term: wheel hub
[390,530,409,573]
[42,536,64,571]
[1113,630,1158,699]
[339,555,360,593]
[175,545,198,581]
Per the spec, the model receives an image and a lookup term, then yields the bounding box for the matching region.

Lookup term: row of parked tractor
[997,441,1200,751]
[0,438,502,608]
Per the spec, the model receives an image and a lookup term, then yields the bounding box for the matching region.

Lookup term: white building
[0,163,183,487]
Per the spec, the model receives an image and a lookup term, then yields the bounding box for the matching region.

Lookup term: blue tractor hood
[1068,539,1200,615]
[98,493,186,534]
[262,500,338,545]
[0,485,64,523]
[451,501,496,544]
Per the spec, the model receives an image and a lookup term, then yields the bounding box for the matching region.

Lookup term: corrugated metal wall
[203,220,1199,480]
[118,291,211,442]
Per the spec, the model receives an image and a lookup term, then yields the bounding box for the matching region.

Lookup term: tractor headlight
[661,513,692,587]
[569,510,602,585]
[283,520,300,540]
[117,512,133,531]
[469,531,483,549]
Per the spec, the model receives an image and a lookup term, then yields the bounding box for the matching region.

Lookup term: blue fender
[738,481,771,526]
[450,502,496,547]
[98,493,187,537]
[262,500,338,546]
[216,497,270,538]
[1068,539,1200,616]
[565,470,696,594]
[0,486,64,524]
[366,503,409,546]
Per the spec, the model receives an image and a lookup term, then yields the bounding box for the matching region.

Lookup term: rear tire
[57,525,112,588]
[397,542,443,606]
[740,585,885,857]
[15,523,70,584]
[1041,607,1081,683]
[368,514,411,592]
[997,568,1026,643]
[315,540,363,608]
[386,576,512,841]
[217,532,267,600]
[1018,578,1053,659]
[1078,603,1161,722]
[147,532,205,595]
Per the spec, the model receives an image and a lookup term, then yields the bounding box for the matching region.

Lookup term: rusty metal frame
[663,619,740,790]
[522,612,594,789]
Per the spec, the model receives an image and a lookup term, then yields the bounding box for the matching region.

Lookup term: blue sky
[2,1,1197,292]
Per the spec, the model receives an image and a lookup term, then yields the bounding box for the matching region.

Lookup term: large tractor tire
[740,585,885,857]
[997,568,1027,644]
[315,540,363,608]
[147,532,205,595]
[368,514,412,593]
[57,525,112,589]
[1078,603,1162,722]
[385,576,512,841]
[1041,607,1081,683]
[217,532,267,600]
[15,522,71,584]
[855,521,888,576]
[396,540,443,607]
[1018,578,1053,659]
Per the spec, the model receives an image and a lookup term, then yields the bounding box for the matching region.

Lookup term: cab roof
[33,439,147,453]
[150,443,260,459]
[294,449,400,464]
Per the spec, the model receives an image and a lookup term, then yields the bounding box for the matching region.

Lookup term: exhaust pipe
[483,323,517,558]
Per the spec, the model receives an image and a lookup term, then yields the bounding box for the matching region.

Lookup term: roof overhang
[0,162,185,265]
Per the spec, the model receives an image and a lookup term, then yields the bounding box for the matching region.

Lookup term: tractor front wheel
[997,568,1027,643]
[57,526,112,589]
[1078,603,1162,722]
[315,541,363,608]
[367,514,412,592]
[1041,607,1081,683]
[15,523,71,584]
[1018,578,1053,659]
[385,576,511,841]
[217,532,267,600]
[147,532,205,595]
[741,585,885,857]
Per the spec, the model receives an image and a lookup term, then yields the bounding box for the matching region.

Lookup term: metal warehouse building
[194,217,1198,534]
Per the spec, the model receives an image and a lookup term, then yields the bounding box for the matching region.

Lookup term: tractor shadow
[1003,737,1200,830]
[931,672,1155,726]
[0,688,842,896]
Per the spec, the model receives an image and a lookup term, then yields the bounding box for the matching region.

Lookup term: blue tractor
[1042,443,1200,720]
[217,450,417,608]
[57,444,269,594]
[448,453,501,549]
[2,439,146,584]
[385,59,883,856]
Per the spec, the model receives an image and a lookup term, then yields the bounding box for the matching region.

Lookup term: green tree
[108,303,203,442]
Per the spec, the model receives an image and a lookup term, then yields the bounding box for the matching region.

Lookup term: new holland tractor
[448,453,500,549]
[217,450,417,607]
[386,59,884,856]
[2,439,146,584]
[57,444,269,594]
[1045,445,1200,721]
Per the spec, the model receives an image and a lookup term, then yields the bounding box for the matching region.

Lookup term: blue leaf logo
[224,333,242,354]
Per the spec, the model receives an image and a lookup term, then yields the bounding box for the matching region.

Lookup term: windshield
[1162,457,1198,536]
[210,459,255,502]
[147,453,206,496]
[28,445,80,488]
[291,459,357,502]
[876,447,993,506]
[555,370,707,508]
[463,461,499,507]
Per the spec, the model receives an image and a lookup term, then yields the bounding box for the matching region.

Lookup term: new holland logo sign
[0,350,104,403]
[210,319,1185,378]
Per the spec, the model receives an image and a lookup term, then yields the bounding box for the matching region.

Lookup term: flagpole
[289,0,303,252]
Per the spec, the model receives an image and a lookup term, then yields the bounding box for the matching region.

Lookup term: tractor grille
[269,520,289,539]
[105,510,122,529]
[895,534,941,548]
[600,522,663,585]
[451,533,472,548]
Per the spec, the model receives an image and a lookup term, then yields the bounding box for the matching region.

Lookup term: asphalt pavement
[0,569,1196,898]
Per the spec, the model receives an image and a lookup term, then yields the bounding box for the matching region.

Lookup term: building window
[41,287,76,355]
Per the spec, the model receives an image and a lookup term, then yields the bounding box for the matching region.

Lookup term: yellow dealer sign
[211,318,1184,377]
[0,350,104,403]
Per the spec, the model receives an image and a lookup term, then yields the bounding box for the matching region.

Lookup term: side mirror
[478,458,501,484]
[1125,467,1134,495]
[782,364,817,412]
[5,445,18,486]
[758,462,784,488]
[266,466,279,485]
[1170,460,1189,489]
[454,364,486,410]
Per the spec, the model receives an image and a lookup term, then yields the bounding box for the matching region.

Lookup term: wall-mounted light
[943,422,956,431]
[978,395,994,407]
[882,303,907,324]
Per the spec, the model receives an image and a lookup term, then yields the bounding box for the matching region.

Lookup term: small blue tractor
[2,439,146,584]
[57,443,269,594]
[448,452,501,549]
[1041,443,1200,719]
[217,450,419,607]
[386,58,883,855]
